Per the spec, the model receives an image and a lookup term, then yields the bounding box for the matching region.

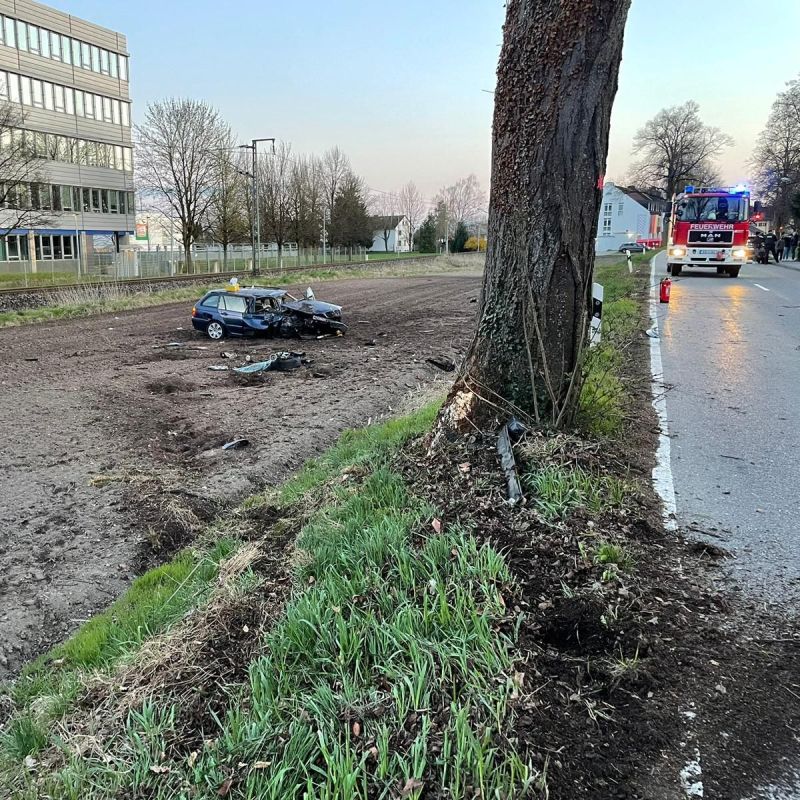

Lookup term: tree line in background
[135,98,488,271]
[626,75,800,236]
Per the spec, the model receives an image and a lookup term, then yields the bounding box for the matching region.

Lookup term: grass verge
[1,400,536,799]
[578,251,655,436]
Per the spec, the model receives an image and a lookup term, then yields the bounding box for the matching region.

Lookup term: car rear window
[222,294,247,313]
[202,294,220,308]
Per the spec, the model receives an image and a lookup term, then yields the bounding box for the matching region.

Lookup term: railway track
[0,255,440,299]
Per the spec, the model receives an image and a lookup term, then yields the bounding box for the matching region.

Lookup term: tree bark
[441,0,630,432]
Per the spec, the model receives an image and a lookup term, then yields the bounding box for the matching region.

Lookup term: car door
[196,292,221,325]
[219,293,247,335]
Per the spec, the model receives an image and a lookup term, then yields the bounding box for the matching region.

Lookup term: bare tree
[321,145,352,215]
[289,154,325,249]
[630,101,733,240]
[0,104,51,238]
[260,141,293,266]
[204,128,248,265]
[434,175,486,240]
[397,181,426,252]
[439,0,631,432]
[136,98,228,271]
[751,77,800,229]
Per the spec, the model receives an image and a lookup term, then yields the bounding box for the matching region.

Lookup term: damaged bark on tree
[438,0,630,436]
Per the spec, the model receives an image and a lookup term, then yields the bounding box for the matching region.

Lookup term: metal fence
[0,244,389,288]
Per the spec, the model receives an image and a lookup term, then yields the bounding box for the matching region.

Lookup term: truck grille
[688,230,733,244]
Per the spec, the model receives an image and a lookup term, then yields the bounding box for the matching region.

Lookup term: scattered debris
[507,417,528,441]
[222,439,250,451]
[233,352,304,375]
[497,423,524,506]
[646,327,660,339]
[220,352,238,360]
[425,356,456,372]
[208,365,230,372]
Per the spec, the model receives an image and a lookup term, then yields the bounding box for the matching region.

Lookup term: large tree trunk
[441,0,630,433]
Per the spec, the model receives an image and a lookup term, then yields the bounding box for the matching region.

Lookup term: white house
[595,182,667,253]
[369,215,411,253]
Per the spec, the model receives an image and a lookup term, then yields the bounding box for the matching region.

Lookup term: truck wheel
[727,267,741,278]
[716,266,726,275]
[670,264,682,277]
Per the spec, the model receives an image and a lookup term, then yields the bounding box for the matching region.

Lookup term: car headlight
[732,248,746,259]
[670,246,686,258]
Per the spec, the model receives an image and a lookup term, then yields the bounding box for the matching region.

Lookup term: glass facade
[0,15,128,82]
[1,182,135,216]
[0,70,131,127]
[0,234,82,263]
[2,128,133,172]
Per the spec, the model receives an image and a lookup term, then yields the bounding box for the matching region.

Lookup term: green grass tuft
[0,716,48,760]
[594,541,633,570]
[523,463,630,521]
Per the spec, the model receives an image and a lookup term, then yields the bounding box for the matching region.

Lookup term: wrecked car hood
[283,299,342,317]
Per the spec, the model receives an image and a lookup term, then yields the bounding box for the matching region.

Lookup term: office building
[0,0,133,271]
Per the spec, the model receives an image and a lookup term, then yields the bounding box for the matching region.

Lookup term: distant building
[596,183,667,253]
[368,215,411,253]
[0,0,134,271]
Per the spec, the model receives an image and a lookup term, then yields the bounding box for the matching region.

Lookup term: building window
[27,24,40,54]
[31,234,78,262]
[604,202,612,213]
[4,17,17,48]
[4,181,133,215]
[618,202,624,215]
[16,20,28,52]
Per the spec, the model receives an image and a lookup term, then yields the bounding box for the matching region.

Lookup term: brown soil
[0,274,481,679]
[392,318,800,797]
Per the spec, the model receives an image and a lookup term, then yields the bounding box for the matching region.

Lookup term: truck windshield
[677,196,748,222]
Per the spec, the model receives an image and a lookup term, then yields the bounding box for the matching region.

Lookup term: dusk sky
[48,0,800,200]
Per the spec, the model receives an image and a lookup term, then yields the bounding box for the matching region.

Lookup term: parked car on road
[191,287,347,340]
[618,242,647,253]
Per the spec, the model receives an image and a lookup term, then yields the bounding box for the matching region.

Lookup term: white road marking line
[649,254,678,531]
[753,283,770,292]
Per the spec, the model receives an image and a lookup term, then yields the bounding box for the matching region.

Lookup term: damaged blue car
[191,287,347,341]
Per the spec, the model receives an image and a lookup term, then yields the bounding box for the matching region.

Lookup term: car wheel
[671,264,682,277]
[207,321,226,340]
[716,266,725,275]
[727,267,741,278]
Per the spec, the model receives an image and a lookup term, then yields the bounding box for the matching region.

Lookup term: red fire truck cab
[667,185,751,277]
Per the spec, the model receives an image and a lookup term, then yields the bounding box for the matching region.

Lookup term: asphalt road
[656,253,800,604]
[655,254,800,799]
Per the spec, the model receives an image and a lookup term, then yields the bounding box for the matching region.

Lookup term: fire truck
[666,185,751,277]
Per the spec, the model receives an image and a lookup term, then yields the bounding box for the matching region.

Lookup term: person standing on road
[792,231,799,260]
[765,231,779,263]
[776,233,785,262]
[782,231,793,261]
